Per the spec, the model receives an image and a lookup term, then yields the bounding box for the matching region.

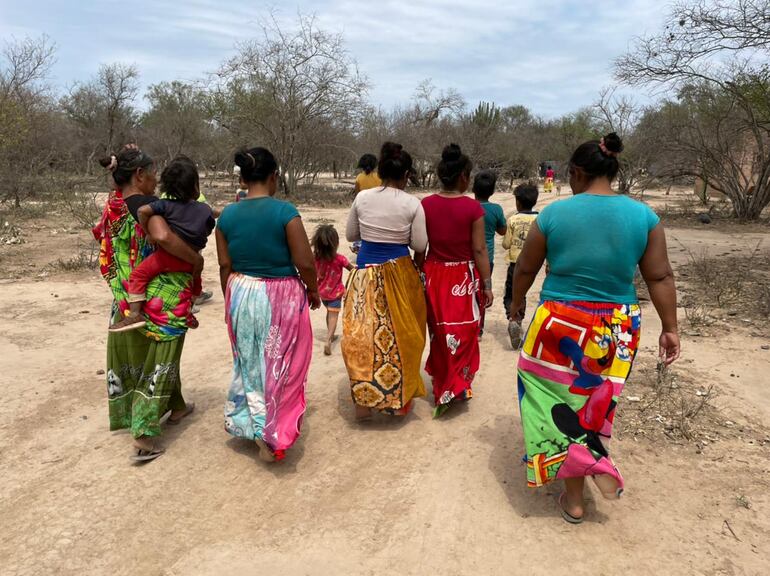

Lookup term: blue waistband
[357,240,409,267]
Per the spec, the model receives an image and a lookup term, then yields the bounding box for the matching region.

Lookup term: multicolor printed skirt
[424,260,481,407]
[517,301,641,493]
[341,256,427,413]
[106,306,187,439]
[224,274,312,454]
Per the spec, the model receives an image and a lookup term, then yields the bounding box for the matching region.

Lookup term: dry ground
[0,185,768,576]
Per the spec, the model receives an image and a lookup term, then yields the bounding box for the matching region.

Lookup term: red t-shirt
[422,194,485,262]
[315,253,350,300]
[546,169,555,179]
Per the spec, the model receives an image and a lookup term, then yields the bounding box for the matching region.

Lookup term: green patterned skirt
[106,310,187,438]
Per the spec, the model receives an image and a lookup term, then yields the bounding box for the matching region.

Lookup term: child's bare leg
[324,310,340,356]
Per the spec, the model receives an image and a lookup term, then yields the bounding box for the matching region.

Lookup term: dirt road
[1,190,768,575]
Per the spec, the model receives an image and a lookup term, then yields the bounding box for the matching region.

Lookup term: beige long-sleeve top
[345,186,428,253]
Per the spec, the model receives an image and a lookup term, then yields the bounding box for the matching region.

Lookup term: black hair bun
[442,143,463,162]
[98,156,114,169]
[603,132,624,155]
[380,141,403,160]
[234,149,256,170]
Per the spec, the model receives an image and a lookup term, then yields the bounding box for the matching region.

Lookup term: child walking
[473,169,506,339]
[312,224,354,356]
[109,155,216,332]
[502,182,539,349]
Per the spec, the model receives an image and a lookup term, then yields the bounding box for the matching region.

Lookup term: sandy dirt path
[1,191,768,576]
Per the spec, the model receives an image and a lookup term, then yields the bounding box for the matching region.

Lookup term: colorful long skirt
[544,177,554,193]
[517,301,641,492]
[106,305,187,439]
[341,256,426,412]
[224,273,312,453]
[424,260,481,406]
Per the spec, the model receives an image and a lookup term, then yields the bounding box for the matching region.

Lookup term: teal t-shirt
[537,194,660,303]
[480,201,506,262]
[217,197,300,278]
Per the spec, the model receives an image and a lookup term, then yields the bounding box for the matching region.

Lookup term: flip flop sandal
[432,403,450,419]
[559,492,584,525]
[167,402,196,425]
[131,447,165,462]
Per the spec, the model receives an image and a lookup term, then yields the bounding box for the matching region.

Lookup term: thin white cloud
[0,0,668,116]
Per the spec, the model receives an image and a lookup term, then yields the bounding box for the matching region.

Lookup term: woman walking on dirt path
[216,147,319,462]
[93,146,202,462]
[342,141,428,421]
[421,144,493,418]
[511,132,680,523]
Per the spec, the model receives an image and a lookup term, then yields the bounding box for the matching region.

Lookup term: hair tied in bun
[598,138,616,158]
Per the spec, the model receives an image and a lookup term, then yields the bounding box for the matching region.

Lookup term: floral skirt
[224,274,312,453]
[341,256,426,412]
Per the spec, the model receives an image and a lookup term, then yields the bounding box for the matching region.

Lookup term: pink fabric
[315,253,350,301]
[556,443,624,491]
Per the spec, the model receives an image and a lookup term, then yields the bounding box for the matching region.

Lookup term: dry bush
[619,359,725,444]
[49,241,98,271]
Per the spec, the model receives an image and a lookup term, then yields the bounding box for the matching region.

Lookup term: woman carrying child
[312,225,354,356]
[108,156,215,332]
[421,144,493,418]
[94,147,202,462]
[216,147,319,462]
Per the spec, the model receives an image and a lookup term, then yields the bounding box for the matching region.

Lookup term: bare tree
[616,0,770,219]
[62,63,139,173]
[0,36,58,206]
[142,81,211,163]
[213,13,368,195]
[592,87,650,194]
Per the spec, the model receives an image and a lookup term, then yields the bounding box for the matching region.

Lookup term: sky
[0,0,668,118]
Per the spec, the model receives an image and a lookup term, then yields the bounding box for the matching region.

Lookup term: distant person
[502,182,539,348]
[473,169,506,339]
[342,142,428,421]
[421,144,493,418]
[353,153,382,195]
[544,165,555,193]
[312,224,354,356]
[109,156,215,332]
[216,146,320,462]
[511,132,680,524]
[351,153,382,255]
[94,146,201,462]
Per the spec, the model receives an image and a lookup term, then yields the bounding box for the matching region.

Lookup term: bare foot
[168,402,195,425]
[559,492,584,523]
[355,405,373,422]
[109,313,145,333]
[254,437,276,462]
[324,343,332,356]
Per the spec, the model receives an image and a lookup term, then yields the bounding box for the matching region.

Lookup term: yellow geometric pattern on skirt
[342,256,427,412]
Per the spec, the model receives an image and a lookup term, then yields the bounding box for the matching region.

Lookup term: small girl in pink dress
[312,224,354,355]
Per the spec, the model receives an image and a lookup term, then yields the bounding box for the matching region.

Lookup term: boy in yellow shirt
[502,183,539,348]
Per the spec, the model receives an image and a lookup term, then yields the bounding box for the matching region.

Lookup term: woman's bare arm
[472,217,493,307]
[510,223,547,320]
[215,228,232,297]
[639,223,680,365]
[147,216,203,275]
[286,217,321,310]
